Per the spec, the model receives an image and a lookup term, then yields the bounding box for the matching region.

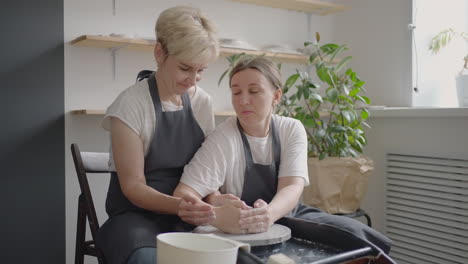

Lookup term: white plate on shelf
[261,44,302,55]
[219,38,258,51]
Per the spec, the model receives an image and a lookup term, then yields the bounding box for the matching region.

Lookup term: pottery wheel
[193,224,291,247]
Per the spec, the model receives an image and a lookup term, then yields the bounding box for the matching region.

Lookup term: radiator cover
[385,153,468,264]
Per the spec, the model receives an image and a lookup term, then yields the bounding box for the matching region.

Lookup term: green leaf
[330,126,346,133]
[355,95,367,104]
[355,81,365,88]
[329,45,347,63]
[355,128,364,135]
[326,88,339,103]
[342,84,350,96]
[296,86,303,100]
[309,93,323,103]
[349,87,360,97]
[313,111,321,118]
[316,66,330,83]
[218,69,229,87]
[361,109,369,120]
[354,140,363,153]
[284,73,300,90]
[338,95,353,104]
[308,99,319,108]
[348,147,360,157]
[318,152,327,160]
[302,116,316,128]
[320,44,339,55]
[303,86,310,99]
[335,56,352,73]
[345,68,353,76]
[227,53,245,64]
[316,129,326,139]
[362,96,370,104]
[341,111,351,123]
[306,80,317,89]
[350,72,357,82]
[357,135,367,145]
[342,110,356,124]
[309,53,319,64]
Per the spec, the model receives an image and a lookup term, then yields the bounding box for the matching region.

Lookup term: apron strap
[236,116,281,166]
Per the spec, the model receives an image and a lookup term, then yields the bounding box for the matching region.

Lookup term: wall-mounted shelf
[71,35,308,64]
[70,109,237,117]
[70,109,106,115]
[71,35,154,51]
[230,0,346,15]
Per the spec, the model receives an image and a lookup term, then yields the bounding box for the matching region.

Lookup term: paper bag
[302,156,373,214]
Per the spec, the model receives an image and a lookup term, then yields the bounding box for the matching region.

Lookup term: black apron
[237,116,392,254]
[96,74,205,264]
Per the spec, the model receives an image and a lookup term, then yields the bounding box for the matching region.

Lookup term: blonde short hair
[229,56,282,90]
[156,5,219,64]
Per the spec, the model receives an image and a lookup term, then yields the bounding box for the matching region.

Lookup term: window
[411,0,467,107]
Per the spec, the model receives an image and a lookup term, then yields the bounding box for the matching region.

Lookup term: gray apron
[237,117,392,254]
[96,74,205,264]
[238,118,281,206]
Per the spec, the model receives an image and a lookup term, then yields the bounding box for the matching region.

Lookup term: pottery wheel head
[193,224,291,247]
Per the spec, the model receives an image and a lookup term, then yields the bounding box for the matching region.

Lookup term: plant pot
[302,156,373,214]
[456,74,468,107]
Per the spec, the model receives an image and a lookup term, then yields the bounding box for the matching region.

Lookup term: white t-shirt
[180,115,309,198]
[102,79,215,170]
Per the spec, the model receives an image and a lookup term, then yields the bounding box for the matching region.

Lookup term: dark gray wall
[0,1,65,263]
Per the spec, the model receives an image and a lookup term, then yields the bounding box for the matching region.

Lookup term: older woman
[174,56,392,254]
[96,6,219,264]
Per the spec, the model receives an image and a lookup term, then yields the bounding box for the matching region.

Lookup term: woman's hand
[239,199,272,234]
[177,194,216,226]
[211,200,250,234]
[239,176,304,233]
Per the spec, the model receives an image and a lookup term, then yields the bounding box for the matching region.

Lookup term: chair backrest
[71,143,111,264]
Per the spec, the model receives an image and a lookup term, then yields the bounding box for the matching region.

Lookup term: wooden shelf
[70,35,308,64]
[230,0,346,15]
[70,109,236,117]
[71,35,155,52]
[220,47,307,64]
[70,109,106,115]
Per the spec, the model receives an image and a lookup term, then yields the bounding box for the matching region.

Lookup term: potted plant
[274,32,373,214]
[429,28,468,107]
[219,33,374,214]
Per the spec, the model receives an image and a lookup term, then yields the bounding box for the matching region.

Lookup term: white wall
[361,110,468,237]
[64,1,332,263]
[331,0,413,107]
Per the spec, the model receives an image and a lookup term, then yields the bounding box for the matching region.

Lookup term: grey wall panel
[0,1,65,263]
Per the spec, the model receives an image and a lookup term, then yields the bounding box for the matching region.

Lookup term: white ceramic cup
[157,232,250,264]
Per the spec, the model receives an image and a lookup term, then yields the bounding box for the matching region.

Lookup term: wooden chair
[71,143,110,264]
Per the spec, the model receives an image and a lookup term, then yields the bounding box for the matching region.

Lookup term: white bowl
[157,232,250,264]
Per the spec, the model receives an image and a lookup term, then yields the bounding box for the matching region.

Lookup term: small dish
[261,44,302,55]
[219,38,258,50]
